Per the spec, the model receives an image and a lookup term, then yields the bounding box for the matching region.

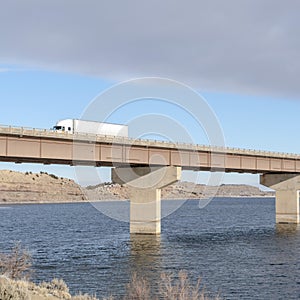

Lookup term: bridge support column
[260,174,300,224]
[112,166,181,234]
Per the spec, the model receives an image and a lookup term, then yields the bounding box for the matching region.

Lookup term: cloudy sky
[1,0,300,98]
[1,1,300,186]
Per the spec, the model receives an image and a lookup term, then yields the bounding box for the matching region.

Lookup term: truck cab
[52,119,73,133]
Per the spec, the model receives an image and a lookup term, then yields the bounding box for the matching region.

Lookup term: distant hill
[0,170,274,204]
[85,181,274,201]
[0,170,86,204]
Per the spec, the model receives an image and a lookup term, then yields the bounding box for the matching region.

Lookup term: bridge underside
[0,155,273,173]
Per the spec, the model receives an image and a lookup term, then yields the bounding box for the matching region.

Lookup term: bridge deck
[0,125,300,173]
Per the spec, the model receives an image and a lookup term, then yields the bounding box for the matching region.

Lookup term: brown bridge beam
[1,127,300,173]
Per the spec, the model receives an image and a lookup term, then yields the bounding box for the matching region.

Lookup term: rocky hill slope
[0,170,274,204]
[0,170,86,203]
[85,181,274,200]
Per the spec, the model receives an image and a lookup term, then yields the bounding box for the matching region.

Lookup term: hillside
[0,170,274,204]
[85,181,274,200]
[0,170,86,203]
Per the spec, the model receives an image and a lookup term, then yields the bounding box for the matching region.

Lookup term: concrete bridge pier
[260,173,300,224]
[112,166,181,234]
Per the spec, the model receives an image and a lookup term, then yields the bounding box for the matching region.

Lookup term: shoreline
[0,195,275,206]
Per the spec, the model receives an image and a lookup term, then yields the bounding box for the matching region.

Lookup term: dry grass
[0,276,30,300]
[38,278,71,299]
[72,292,99,300]
[0,276,71,300]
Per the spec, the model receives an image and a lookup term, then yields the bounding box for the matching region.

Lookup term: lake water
[0,198,300,299]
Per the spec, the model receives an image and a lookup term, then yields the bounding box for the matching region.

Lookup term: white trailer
[53,119,128,137]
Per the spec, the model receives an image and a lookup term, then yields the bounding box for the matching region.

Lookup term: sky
[0,1,300,187]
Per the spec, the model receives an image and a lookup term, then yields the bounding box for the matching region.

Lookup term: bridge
[0,125,300,234]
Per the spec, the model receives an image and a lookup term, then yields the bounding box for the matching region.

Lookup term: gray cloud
[0,0,300,98]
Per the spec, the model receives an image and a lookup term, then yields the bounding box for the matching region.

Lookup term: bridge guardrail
[0,124,299,159]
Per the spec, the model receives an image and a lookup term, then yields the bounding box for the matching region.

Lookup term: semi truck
[53,119,128,137]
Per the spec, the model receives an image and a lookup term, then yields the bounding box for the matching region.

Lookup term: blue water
[0,198,299,299]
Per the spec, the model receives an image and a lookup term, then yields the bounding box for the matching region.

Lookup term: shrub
[39,278,70,299]
[159,271,208,300]
[108,271,220,300]
[49,173,59,180]
[72,292,99,300]
[124,273,150,300]
[0,243,32,280]
[0,276,30,300]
